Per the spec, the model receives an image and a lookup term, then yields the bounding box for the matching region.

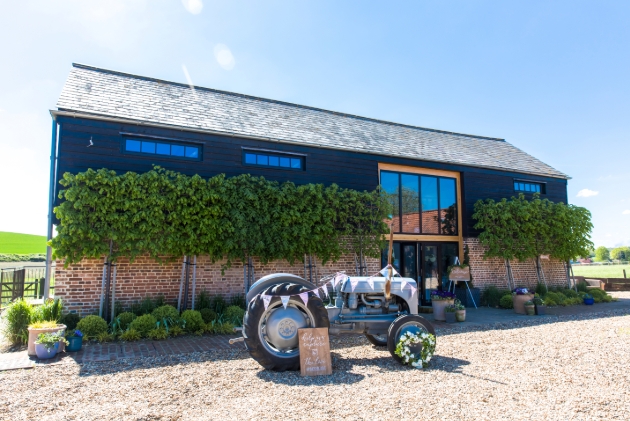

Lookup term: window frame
[513,179,546,194]
[380,170,459,236]
[241,148,306,171]
[121,136,203,161]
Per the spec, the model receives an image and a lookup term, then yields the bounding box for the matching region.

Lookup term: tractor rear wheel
[386,315,435,364]
[243,282,329,371]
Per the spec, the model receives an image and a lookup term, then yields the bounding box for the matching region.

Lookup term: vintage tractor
[237,272,435,371]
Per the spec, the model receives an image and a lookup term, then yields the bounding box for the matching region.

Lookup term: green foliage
[207,320,235,335]
[535,282,548,296]
[139,296,156,316]
[544,292,565,305]
[116,312,137,330]
[499,295,514,309]
[0,253,46,262]
[51,167,390,269]
[76,315,108,339]
[129,314,157,337]
[594,246,610,262]
[96,332,115,343]
[181,310,204,332]
[481,286,502,307]
[545,298,557,306]
[119,329,141,341]
[1,298,33,344]
[229,294,246,310]
[147,327,168,340]
[211,295,228,314]
[196,290,212,310]
[200,308,217,323]
[60,313,81,330]
[560,289,578,299]
[170,326,184,336]
[610,246,630,261]
[152,305,179,321]
[33,298,63,323]
[576,282,588,293]
[473,194,593,262]
[223,306,245,325]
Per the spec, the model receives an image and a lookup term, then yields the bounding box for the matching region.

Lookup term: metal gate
[0,266,52,308]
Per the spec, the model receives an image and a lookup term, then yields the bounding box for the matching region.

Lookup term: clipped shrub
[181,310,204,332]
[499,295,514,309]
[561,289,579,299]
[210,321,235,335]
[170,326,184,336]
[544,292,565,305]
[120,329,141,341]
[545,298,557,307]
[200,308,217,323]
[481,286,501,307]
[76,315,108,339]
[152,305,179,321]
[129,314,158,337]
[60,312,81,330]
[1,299,34,344]
[589,289,606,301]
[117,312,137,330]
[147,327,168,340]
[224,306,245,325]
[535,282,548,296]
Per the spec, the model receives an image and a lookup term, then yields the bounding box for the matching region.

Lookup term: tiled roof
[55,63,568,179]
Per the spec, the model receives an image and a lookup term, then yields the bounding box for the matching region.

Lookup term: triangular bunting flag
[320,285,328,297]
[312,288,320,299]
[409,285,417,298]
[333,272,344,287]
[299,292,309,306]
[379,265,399,277]
[262,294,272,311]
[400,279,408,290]
[366,276,374,290]
[280,296,290,309]
[350,277,359,292]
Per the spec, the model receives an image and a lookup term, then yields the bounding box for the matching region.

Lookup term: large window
[381,170,458,235]
[243,150,304,170]
[124,138,201,160]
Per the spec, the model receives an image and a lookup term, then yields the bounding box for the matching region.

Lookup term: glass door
[421,245,439,305]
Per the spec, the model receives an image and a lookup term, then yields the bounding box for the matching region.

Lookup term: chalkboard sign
[449,266,471,282]
[298,328,332,376]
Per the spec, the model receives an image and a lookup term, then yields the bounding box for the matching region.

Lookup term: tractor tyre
[365,333,388,347]
[386,315,436,364]
[243,282,329,371]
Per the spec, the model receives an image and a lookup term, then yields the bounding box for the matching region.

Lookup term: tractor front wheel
[386,315,435,364]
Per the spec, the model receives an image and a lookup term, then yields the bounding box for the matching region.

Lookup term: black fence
[0,266,55,308]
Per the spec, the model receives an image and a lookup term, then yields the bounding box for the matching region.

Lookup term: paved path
[1,294,628,372]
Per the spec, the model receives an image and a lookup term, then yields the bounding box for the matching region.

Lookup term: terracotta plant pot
[512,294,534,315]
[535,305,546,315]
[35,343,57,360]
[27,324,66,356]
[445,311,457,323]
[431,299,454,322]
[455,309,466,322]
[525,305,535,316]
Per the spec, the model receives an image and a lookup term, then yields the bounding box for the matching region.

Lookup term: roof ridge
[71,63,505,142]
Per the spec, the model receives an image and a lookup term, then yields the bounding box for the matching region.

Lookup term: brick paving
[0,334,240,371]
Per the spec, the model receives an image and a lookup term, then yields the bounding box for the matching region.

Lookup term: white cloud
[576,189,599,198]
[181,0,203,15]
[623,210,630,215]
[214,44,236,70]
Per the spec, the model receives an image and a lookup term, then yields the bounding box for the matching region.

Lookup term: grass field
[571,264,630,278]
[0,231,47,254]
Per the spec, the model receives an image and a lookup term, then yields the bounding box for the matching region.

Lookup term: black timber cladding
[54,116,569,237]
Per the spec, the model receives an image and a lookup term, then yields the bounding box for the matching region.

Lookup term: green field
[571,264,630,279]
[0,231,48,254]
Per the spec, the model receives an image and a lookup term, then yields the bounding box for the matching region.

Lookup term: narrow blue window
[269,156,279,166]
[156,143,170,155]
[126,139,141,152]
[171,145,185,156]
[280,157,291,167]
[291,158,301,168]
[245,153,256,164]
[141,141,156,154]
[257,155,268,165]
[185,146,199,158]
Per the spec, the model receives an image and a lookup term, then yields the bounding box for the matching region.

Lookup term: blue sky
[0,0,628,248]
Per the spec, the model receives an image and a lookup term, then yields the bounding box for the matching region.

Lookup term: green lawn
[571,264,630,279]
[0,231,48,254]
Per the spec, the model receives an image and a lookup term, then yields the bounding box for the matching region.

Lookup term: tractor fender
[246,273,317,303]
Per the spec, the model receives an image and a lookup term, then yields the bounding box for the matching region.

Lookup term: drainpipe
[43,118,58,300]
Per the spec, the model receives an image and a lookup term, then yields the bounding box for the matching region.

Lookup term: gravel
[1,299,629,420]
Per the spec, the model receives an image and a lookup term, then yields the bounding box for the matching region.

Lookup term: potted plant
[512,288,535,315]
[27,321,67,356]
[524,300,536,316]
[66,330,84,352]
[431,290,456,322]
[454,299,466,322]
[35,332,68,360]
[583,293,595,305]
[533,296,546,315]
[444,304,457,323]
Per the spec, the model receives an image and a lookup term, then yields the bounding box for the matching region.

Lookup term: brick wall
[464,237,569,290]
[55,238,569,315]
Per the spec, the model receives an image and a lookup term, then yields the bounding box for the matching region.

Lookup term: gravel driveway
[1,306,629,420]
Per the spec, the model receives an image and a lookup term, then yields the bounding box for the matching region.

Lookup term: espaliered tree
[51,167,390,272]
[473,193,593,289]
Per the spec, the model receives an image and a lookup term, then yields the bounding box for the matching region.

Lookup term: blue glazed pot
[584,298,595,305]
[66,336,83,352]
[35,343,57,359]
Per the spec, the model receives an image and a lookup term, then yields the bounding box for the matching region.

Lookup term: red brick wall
[55,238,569,315]
[464,238,569,290]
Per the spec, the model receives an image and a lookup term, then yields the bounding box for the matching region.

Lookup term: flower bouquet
[394,331,436,369]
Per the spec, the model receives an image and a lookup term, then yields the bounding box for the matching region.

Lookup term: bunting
[281,296,290,309]
[350,277,359,292]
[299,292,309,305]
[262,294,272,310]
[313,288,321,299]
[366,276,375,290]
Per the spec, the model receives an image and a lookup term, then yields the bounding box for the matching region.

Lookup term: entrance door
[382,242,459,306]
